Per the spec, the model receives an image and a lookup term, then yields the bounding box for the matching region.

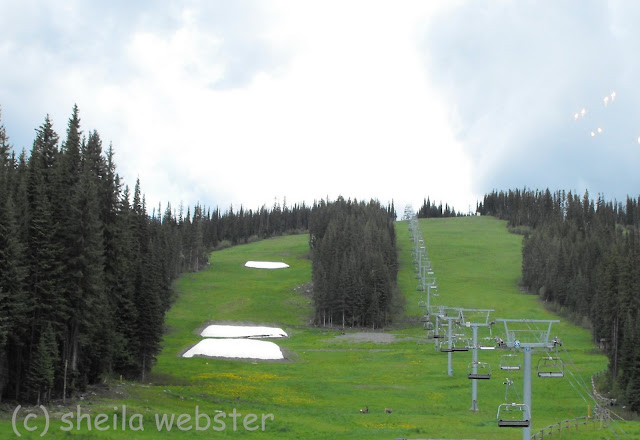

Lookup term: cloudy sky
[1,1,639,215]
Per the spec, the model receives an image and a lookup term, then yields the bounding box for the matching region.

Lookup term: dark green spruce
[309,197,399,329]
[0,106,312,403]
[479,188,640,411]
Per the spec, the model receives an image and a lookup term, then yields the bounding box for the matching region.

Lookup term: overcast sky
[1,1,639,215]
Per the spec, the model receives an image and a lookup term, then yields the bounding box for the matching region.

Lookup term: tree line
[309,197,399,329]
[416,197,465,218]
[479,188,640,411]
[0,106,310,404]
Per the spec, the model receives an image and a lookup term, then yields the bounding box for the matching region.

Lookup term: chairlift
[467,361,491,380]
[424,321,434,331]
[451,338,471,352]
[500,353,521,371]
[440,346,453,352]
[478,336,495,349]
[418,300,427,308]
[497,403,530,428]
[537,356,564,378]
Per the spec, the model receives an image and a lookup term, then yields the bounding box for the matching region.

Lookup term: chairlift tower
[430,305,454,350]
[442,315,457,376]
[421,274,437,312]
[461,309,495,412]
[495,319,561,440]
[437,308,464,375]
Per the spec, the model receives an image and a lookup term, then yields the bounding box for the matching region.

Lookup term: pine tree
[26,127,66,339]
[60,105,82,185]
[25,323,58,405]
[66,163,107,385]
[135,242,164,381]
[111,186,140,377]
[0,107,11,192]
[0,193,28,401]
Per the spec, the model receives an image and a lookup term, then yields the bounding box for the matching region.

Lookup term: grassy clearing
[1,217,638,439]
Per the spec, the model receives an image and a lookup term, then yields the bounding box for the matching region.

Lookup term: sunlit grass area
[1,217,638,439]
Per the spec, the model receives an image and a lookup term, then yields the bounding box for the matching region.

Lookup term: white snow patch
[182,339,284,360]
[201,325,288,339]
[245,261,289,269]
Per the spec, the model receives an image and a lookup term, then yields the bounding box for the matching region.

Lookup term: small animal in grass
[359,406,369,414]
[385,408,393,414]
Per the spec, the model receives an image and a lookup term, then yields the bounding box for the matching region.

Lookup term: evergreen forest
[416,196,464,218]
[309,197,399,328]
[0,107,310,404]
[478,188,640,411]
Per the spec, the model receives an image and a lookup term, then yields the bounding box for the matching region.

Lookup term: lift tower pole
[496,319,560,440]
[447,316,454,376]
[471,324,479,411]
[461,309,494,412]
[438,308,464,375]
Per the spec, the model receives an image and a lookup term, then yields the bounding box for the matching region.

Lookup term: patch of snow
[245,261,289,269]
[182,339,284,360]
[201,325,287,339]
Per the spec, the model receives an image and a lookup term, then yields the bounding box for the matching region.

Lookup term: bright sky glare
[1,1,639,215]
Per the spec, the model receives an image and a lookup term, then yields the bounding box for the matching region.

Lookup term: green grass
[1,217,639,439]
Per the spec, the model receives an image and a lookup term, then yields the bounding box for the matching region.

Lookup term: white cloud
[1,1,477,214]
[425,1,640,201]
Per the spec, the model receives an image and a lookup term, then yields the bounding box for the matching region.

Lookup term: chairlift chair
[467,362,491,380]
[497,403,530,428]
[479,341,496,350]
[424,321,434,331]
[537,356,564,378]
[500,353,521,371]
[479,335,495,350]
[451,338,471,352]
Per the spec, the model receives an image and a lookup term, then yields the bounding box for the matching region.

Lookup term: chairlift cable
[554,345,599,403]
[609,409,627,421]
[557,346,594,394]
[607,419,630,440]
[549,341,632,439]
[565,365,597,405]
[566,375,590,404]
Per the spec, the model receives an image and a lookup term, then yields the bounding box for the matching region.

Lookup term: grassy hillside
[1,216,638,439]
